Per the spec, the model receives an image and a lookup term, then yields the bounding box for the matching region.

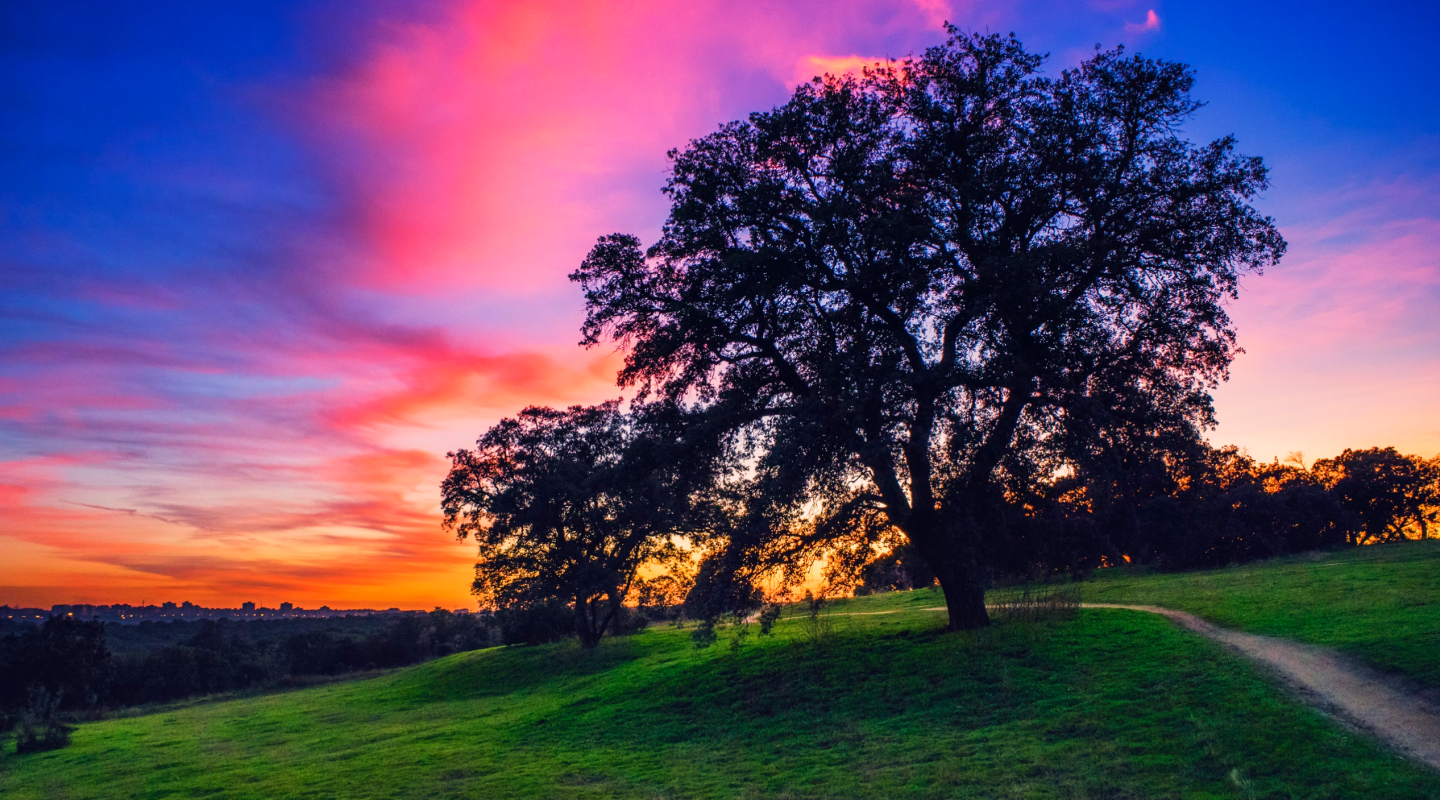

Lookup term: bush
[854,545,936,595]
[13,688,72,754]
[757,603,783,635]
[798,593,834,644]
[682,553,761,623]
[987,583,1081,623]
[493,601,575,646]
[609,605,653,636]
[690,619,717,649]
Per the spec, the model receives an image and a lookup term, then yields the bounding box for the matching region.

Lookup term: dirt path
[807,601,1440,769]
[1083,603,1440,771]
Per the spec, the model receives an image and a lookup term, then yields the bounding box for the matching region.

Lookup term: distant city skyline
[3,597,450,626]
[2,0,1437,609]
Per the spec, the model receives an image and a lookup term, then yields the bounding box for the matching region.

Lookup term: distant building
[280,602,293,612]
[1,606,48,624]
[242,601,255,612]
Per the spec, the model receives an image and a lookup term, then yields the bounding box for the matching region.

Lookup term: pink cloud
[290,1,953,296]
[0,442,480,608]
[791,55,894,87]
[1125,9,1161,33]
[909,0,955,27]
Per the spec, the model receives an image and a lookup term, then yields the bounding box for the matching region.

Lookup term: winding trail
[805,601,1440,768]
[1081,603,1440,770]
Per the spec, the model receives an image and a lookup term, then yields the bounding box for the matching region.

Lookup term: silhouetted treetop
[442,400,722,647]
[572,29,1285,630]
[1315,448,1440,544]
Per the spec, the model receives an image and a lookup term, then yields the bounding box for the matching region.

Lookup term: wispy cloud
[1125,9,1161,32]
[791,55,894,86]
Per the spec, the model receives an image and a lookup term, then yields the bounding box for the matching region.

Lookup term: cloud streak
[1125,9,1161,33]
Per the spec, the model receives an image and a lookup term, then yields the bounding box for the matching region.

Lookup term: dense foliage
[832,445,1440,592]
[572,30,1286,629]
[0,609,501,750]
[442,400,723,647]
[1041,445,1439,573]
[1315,447,1440,543]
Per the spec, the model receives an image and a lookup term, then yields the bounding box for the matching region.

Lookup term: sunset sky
[2,0,1437,610]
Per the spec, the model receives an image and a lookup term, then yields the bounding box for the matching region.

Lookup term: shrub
[757,603,783,635]
[13,688,72,754]
[494,601,575,646]
[799,593,834,644]
[987,583,1081,623]
[690,619,717,649]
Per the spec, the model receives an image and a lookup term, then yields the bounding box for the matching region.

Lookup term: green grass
[4,589,1438,799]
[1082,539,1440,687]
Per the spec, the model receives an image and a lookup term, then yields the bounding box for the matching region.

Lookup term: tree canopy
[1314,448,1440,544]
[572,30,1285,629]
[441,401,719,647]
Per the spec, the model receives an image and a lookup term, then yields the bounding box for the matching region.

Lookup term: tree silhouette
[572,30,1284,629]
[442,401,715,647]
[1314,448,1440,543]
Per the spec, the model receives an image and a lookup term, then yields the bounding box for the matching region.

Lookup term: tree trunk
[904,516,990,631]
[936,561,990,630]
[575,597,601,648]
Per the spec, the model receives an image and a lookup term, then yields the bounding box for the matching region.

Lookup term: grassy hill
[5,556,1440,800]
[1083,539,1440,687]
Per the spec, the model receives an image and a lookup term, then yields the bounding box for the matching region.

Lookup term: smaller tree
[442,400,716,648]
[852,544,937,595]
[0,615,112,752]
[1429,456,1440,538]
[0,616,111,714]
[1314,448,1440,543]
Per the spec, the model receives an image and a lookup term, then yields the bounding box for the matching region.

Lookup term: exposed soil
[1083,603,1440,771]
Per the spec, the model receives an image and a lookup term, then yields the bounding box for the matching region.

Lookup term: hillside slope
[1083,539,1440,686]
[4,588,1439,798]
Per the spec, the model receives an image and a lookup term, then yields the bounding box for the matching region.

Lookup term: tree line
[851,444,1439,593]
[1,607,659,753]
[441,29,1437,647]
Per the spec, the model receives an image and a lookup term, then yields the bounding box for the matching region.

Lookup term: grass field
[1083,539,1440,687]
[4,577,1439,798]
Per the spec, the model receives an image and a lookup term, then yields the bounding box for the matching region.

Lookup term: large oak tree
[572,31,1285,629]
